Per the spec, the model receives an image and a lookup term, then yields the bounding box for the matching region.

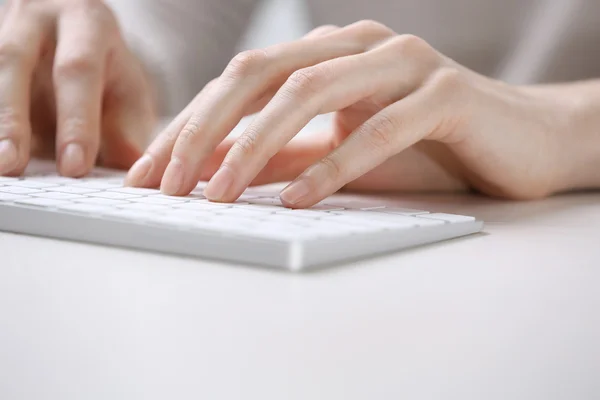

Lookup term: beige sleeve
[105,0,262,116]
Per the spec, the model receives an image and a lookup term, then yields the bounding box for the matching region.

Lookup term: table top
[0,190,598,400]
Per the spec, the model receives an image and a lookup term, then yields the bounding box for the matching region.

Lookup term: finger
[302,25,339,39]
[204,35,436,202]
[0,10,46,175]
[158,20,395,196]
[53,4,113,177]
[124,78,214,187]
[197,134,333,185]
[279,68,463,208]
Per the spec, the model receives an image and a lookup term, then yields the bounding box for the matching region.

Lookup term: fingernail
[125,154,153,186]
[161,157,185,195]
[204,165,235,201]
[280,179,310,205]
[60,143,86,177]
[0,139,18,173]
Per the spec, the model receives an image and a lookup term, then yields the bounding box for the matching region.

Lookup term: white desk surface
[0,190,598,400]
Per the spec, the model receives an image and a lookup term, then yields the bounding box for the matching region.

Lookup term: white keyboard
[0,160,483,270]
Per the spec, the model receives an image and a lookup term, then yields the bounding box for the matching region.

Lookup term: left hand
[126,21,574,207]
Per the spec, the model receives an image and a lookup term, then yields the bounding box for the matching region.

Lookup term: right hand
[0,0,157,177]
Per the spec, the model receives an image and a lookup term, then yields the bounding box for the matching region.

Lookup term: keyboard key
[216,208,272,218]
[247,197,285,206]
[14,198,71,207]
[375,207,430,216]
[233,204,289,212]
[87,191,141,200]
[0,186,43,195]
[108,187,160,195]
[175,202,229,211]
[46,186,100,194]
[338,210,426,222]
[0,193,29,202]
[0,176,18,183]
[96,177,125,184]
[418,213,476,223]
[332,214,427,228]
[129,196,186,205]
[74,198,129,206]
[327,216,405,229]
[72,182,121,190]
[116,203,170,212]
[307,204,346,211]
[31,192,85,200]
[10,180,60,189]
[243,190,281,197]
[321,200,386,210]
[194,198,249,205]
[31,175,80,184]
[167,209,214,219]
[275,209,325,218]
[148,193,205,201]
[235,194,262,202]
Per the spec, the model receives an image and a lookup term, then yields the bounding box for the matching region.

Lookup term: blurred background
[236,0,331,136]
[240,0,310,50]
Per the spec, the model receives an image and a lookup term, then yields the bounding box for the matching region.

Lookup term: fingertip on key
[280,179,311,207]
[204,165,235,201]
[0,139,19,174]
[160,157,185,195]
[125,154,153,187]
[59,143,87,177]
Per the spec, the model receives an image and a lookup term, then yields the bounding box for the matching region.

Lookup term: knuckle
[67,0,115,23]
[354,19,393,36]
[225,49,268,78]
[231,132,259,159]
[362,114,397,150]
[388,34,431,59]
[61,117,86,136]
[177,117,202,144]
[0,107,23,135]
[319,155,344,181]
[285,67,328,99]
[429,67,465,97]
[53,54,100,80]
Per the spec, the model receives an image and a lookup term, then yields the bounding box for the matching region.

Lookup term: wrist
[557,81,600,192]
[524,81,600,194]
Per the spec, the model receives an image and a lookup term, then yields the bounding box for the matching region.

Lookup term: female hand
[0,0,156,177]
[127,20,578,207]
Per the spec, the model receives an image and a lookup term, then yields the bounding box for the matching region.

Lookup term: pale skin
[0,0,155,177]
[1,1,599,209]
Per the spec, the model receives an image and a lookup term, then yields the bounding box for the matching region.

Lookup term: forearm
[105,0,261,117]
